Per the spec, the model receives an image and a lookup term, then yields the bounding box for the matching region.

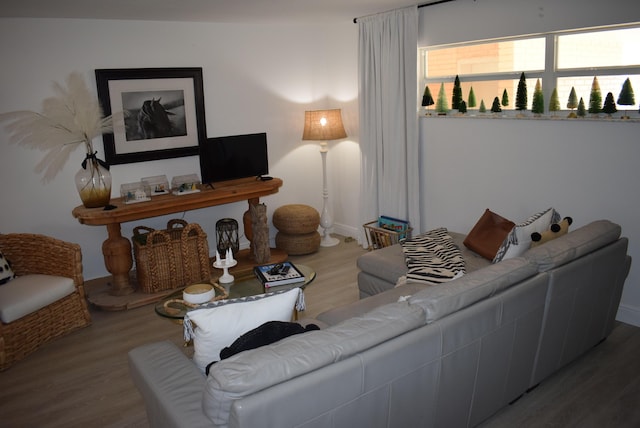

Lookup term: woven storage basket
[133,219,211,293]
[363,221,413,250]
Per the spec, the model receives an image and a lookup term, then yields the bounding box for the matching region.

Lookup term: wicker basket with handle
[133,219,211,293]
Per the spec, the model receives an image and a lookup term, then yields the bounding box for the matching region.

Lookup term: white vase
[75,154,112,208]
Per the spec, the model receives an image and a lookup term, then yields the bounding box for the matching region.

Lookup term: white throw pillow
[184,288,301,373]
[493,207,560,263]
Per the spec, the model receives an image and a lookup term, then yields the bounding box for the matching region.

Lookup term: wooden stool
[273,204,321,255]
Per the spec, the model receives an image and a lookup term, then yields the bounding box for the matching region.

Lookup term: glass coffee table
[155,264,316,322]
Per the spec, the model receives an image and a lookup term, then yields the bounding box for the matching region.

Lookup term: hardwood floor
[480,321,640,428]
[1,236,638,427]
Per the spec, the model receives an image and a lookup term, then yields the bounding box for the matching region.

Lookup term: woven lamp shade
[302,109,347,141]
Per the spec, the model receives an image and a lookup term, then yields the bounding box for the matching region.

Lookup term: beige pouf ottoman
[273,204,321,255]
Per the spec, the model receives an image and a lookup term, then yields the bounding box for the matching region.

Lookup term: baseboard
[333,223,364,246]
[616,303,640,327]
[212,225,366,255]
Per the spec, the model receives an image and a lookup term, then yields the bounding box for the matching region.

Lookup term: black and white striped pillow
[401,228,466,285]
[493,207,560,263]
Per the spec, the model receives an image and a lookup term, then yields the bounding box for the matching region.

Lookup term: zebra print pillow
[401,228,466,285]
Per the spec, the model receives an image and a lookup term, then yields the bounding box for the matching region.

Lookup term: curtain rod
[353,0,455,23]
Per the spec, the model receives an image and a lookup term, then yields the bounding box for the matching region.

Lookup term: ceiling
[0,0,442,24]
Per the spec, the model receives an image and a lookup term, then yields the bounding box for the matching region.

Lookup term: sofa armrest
[129,341,210,428]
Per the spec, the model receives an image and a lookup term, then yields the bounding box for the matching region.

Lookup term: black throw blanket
[206,321,319,375]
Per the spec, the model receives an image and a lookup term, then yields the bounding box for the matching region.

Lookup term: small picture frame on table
[171,174,201,195]
[142,175,170,195]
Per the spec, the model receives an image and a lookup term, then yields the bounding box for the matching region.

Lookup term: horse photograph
[121,89,187,141]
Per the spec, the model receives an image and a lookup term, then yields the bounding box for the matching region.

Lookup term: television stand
[72,177,283,298]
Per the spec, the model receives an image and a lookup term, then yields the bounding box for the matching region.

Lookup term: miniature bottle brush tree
[422,72,637,119]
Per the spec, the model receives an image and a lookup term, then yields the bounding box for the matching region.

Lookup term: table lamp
[302,109,347,247]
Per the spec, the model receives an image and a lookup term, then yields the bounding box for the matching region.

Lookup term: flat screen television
[199,132,269,184]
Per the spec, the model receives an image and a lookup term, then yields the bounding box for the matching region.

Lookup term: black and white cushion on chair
[0,252,16,285]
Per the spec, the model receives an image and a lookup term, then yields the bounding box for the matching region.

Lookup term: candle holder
[213,249,237,284]
[216,218,239,255]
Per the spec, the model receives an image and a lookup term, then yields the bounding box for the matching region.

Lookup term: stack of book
[253,261,305,288]
[378,215,411,240]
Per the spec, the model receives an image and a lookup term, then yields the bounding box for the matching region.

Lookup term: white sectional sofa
[129,220,630,428]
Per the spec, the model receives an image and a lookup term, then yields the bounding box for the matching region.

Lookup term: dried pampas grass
[0,72,113,183]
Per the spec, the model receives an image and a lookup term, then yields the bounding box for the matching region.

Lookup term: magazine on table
[254,261,305,288]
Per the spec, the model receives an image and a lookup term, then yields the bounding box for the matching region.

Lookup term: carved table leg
[242,198,259,258]
[102,223,135,296]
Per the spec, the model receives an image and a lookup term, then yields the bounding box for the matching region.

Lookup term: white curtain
[358,6,421,243]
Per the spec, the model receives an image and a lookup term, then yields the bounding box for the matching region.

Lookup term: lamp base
[320,233,340,247]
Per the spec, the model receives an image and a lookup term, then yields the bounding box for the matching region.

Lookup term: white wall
[419,0,639,45]
[0,18,360,280]
[420,118,640,326]
[420,0,640,326]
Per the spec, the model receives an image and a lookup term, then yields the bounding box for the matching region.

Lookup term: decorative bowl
[183,283,215,304]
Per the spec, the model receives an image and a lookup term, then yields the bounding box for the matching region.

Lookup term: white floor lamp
[302,109,347,247]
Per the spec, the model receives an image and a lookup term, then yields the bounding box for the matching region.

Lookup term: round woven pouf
[276,231,321,255]
[273,204,321,255]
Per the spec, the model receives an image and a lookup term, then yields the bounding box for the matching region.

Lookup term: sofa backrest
[523,220,621,271]
[429,271,549,427]
[224,266,550,428]
[529,236,630,387]
[202,301,425,425]
[409,257,537,323]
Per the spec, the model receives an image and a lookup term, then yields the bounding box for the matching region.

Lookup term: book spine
[253,266,269,285]
[264,278,304,288]
[378,215,409,232]
[264,276,305,288]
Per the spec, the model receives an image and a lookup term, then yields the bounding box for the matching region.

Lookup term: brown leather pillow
[463,209,515,260]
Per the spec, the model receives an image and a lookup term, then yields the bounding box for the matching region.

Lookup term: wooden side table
[72,177,283,297]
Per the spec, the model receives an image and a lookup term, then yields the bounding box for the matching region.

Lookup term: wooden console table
[72,177,283,298]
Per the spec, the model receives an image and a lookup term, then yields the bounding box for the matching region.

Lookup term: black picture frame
[95,67,207,165]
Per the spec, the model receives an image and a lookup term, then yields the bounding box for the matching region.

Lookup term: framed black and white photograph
[95,67,207,165]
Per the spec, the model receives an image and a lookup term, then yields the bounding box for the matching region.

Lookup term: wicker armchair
[0,233,92,371]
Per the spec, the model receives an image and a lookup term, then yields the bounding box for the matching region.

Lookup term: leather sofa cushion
[202,301,425,425]
[317,283,429,326]
[356,242,408,284]
[409,257,537,323]
[523,220,622,272]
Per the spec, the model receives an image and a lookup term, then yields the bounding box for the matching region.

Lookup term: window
[419,24,640,117]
